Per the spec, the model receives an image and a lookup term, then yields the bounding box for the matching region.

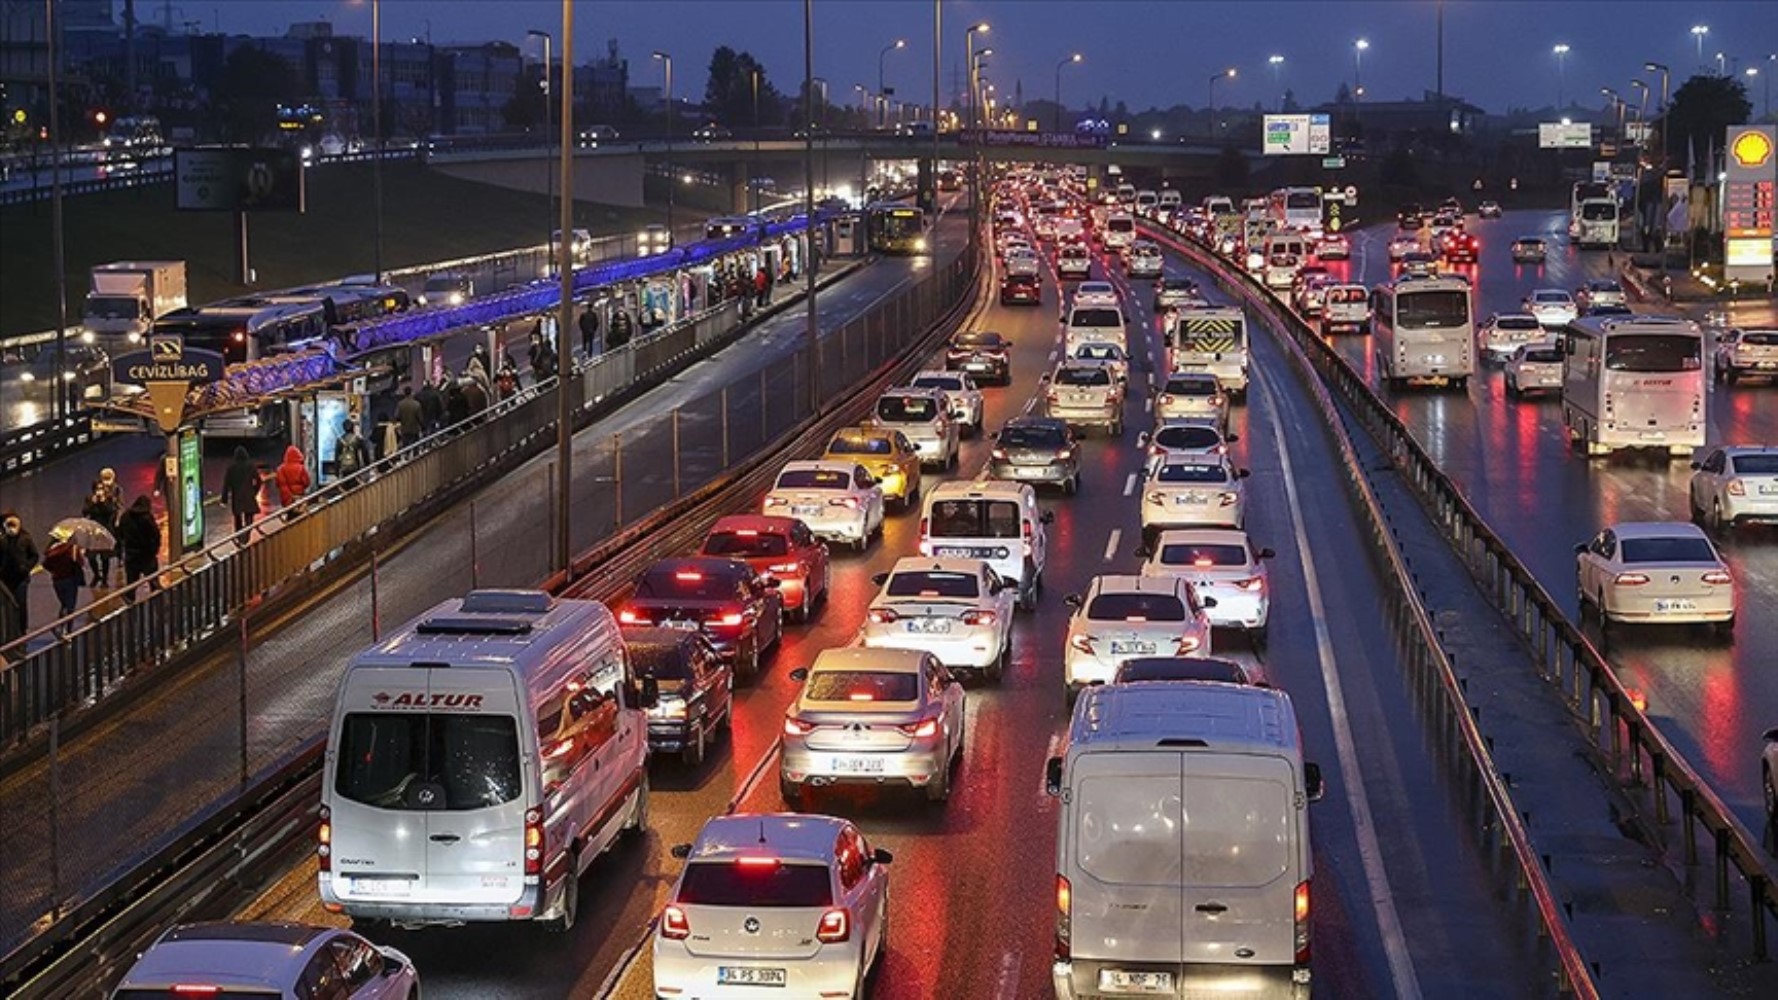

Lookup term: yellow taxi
[823,425,923,510]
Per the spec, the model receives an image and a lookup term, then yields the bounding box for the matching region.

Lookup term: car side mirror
[1225,433,1239,443]
[1689,462,1700,471]
[1304,762,1326,802]
[670,843,693,860]
[1137,431,1151,447]
[1045,756,1065,797]
[871,572,889,586]
[1765,727,1778,743]
[1237,468,1251,479]
[380,957,407,977]
[1041,510,1055,525]
[989,431,1000,441]
[1039,372,1052,382]
[1258,547,1275,559]
[1200,596,1219,609]
[871,847,895,866]
[788,667,809,683]
[1064,593,1083,609]
[1133,544,1153,559]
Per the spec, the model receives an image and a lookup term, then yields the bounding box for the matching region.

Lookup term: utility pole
[553,0,574,574]
[372,0,384,282]
[1435,0,1444,104]
[803,0,820,410]
[47,0,68,419]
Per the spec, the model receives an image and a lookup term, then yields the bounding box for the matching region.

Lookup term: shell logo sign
[1731,129,1773,169]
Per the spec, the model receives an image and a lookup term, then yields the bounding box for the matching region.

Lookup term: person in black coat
[578,306,600,357]
[115,495,162,596]
[444,380,471,427]
[219,446,262,532]
[1,511,40,639]
[416,379,446,432]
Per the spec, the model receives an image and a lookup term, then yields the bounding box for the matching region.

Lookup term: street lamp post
[527,30,553,272]
[552,0,574,575]
[1207,68,1235,138]
[1690,25,1708,68]
[371,0,383,283]
[1053,53,1082,133]
[652,51,673,238]
[1552,44,1570,110]
[1752,64,1771,121]
[1629,79,1649,145]
[1643,61,1670,164]
[1354,38,1369,97]
[1268,54,1284,112]
[965,22,989,131]
[1601,88,1625,148]
[46,0,67,419]
[802,0,819,411]
[878,39,905,129]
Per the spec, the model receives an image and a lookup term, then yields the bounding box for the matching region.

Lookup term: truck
[83,261,188,347]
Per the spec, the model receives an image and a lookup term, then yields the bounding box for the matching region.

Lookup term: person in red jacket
[274,445,311,508]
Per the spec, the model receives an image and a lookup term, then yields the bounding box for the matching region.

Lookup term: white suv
[871,387,959,469]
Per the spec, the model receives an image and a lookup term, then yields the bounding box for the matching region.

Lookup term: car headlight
[914,237,929,252]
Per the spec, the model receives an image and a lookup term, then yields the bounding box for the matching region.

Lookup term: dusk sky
[208,1,1776,116]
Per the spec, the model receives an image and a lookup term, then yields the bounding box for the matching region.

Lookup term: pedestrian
[83,466,122,586]
[115,494,161,597]
[464,353,491,394]
[527,329,546,373]
[444,379,470,426]
[579,305,600,357]
[607,308,634,349]
[470,341,493,381]
[335,419,372,480]
[275,444,311,507]
[395,385,424,449]
[220,446,263,532]
[0,512,40,639]
[496,358,520,399]
[534,339,558,380]
[754,265,770,307]
[41,527,84,628]
[461,377,490,419]
[416,378,445,432]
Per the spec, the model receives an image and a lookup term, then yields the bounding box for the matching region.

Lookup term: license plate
[936,545,992,558]
[1098,969,1175,994]
[907,618,953,634]
[1758,484,1778,496]
[1012,466,1042,478]
[351,877,411,896]
[1175,494,1209,505]
[1638,431,1667,441]
[791,505,822,517]
[718,966,787,987]
[1109,641,1156,655]
[832,756,885,773]
[664,619,699,631]
[1654,599,1697,613]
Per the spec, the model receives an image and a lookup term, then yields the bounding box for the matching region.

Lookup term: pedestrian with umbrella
[41,526,85,629]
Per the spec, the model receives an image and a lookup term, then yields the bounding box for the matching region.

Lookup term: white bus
[1561,316,1704,457]
[1370,277,1475,389]
[1267,186,1323,235]
[1574,198,1620,250]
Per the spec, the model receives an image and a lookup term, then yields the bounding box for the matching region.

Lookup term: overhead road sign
[174,147,306,212]
[1262,114,1330,155]
[1539,123,1592,149]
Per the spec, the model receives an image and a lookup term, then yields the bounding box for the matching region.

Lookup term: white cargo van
[1046,682,1323,999]
[319,589,653,932]
[1064,303,1128,357]
[918,480,1053,611]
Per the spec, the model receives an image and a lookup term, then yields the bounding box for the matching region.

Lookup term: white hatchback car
[871,387,959,469]
[1140,455,1250,537]
[1524,288,1579,328]
[1388,233,1422,261]
[1062,575,1213,701]
[1072,281,1120,309]
[112,922,418,1000]
[861,557,1016,681]
[655,813,890,999]
[1479,312,1546,360]
[1141,419,1237,458]
[910,370,985,434]
[1689,446,1778,532]
[1125,240,1164,278]
[1070,341,1129,385]
[1575,521,1735,633]
[1140,528,1275,638]
[763,460,886,551]
[1504,341,1565,396]
[1153,371,1229,428]
[1004,246,1042,277]
[1044,362,1125,436]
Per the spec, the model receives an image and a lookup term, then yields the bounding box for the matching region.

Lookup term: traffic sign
[1322,156,1346,169]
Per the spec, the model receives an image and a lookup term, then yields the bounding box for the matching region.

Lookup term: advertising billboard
[1538,123,1593,149]
[1723,126,1775,283]
[175,147,306,212]
[1262,114,1330,155]
[179,429,204,551]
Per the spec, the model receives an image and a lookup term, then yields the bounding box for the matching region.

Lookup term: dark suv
[625,627,733,766]
[945,330,1012,385]
[618,557,783,681]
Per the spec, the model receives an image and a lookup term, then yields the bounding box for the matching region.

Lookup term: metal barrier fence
[1158,221,1778,971]
[0,411,94,480]
[0,239,975,973]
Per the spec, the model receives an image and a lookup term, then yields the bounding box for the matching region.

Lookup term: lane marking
[1123,472,1138,497]
[1253,362,1424,1000]
[1103,528,1122,563]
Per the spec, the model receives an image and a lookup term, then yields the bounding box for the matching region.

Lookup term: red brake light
[829,497,860,509]
[735,529,759,536]
[816,907,851,942]
[714,611,745,627]
[736,856,782,868]
[661,904,691,940]
[1726,479,1746,496]
[1702,570,1733,586]
[961,609,998,626]
[1176,635,1202,654]
[898,718,940,738]
[1236,577,1265,592]
[1614,572,1650,587]
[1069,634,1095,654]
[317,808,331,871]
[618,609,648,625]
[1055,874,1073,960]
[172,988,223,997]
[769,562,801,574]
[675,571,704,581]
[1295,879,1311,964]
[1192,557,1214,567]
[784,716,817,736]
[524,807,544,875]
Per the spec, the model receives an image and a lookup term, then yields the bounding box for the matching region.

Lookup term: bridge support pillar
[727,161,753,215]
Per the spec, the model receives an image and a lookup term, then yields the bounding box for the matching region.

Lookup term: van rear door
[1067,751,1185,966]
[420,668,529,906]
[1179,753,1299,965]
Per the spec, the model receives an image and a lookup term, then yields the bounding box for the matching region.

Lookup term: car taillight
[898,718,940,738]
[661,903,691,940]
[784,716,817,736]
[816,907,851,943]
[1726,479,1746,496]
[524,808,544,875]
[868,608,900,624]
[1219,492,1239,507]
[962,609,998,626]
[1702,570,1733,586]
[1146,491,1166,504]
[713,611,745,627]
[769,561,802,574]
[1236,577,1265,591]
[1294,879,1311,965]
[171,988,223,998]
[764,496,789,507]
[618,609,648,625]
[317,807,331,872]
[1023,521,1034,543]
[1055,874,1073,960]
[1069,634,1096,654]
[1176,635,1202,654]
[1614,572,1650,587]
[829,496,859,509]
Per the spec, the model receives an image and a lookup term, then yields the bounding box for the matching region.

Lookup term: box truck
[83,261,188,345]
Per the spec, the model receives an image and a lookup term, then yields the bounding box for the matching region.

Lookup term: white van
[1047,682,1323,999]
[1263,232,1308,290]
[1064,302,1128,357]
[1135,190,1160,217]
[1158,190,1184,212]
[919,480,1053,610]
[319,589,652,932]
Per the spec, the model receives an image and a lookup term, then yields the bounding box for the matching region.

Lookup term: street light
[1601,87,1626,147]
[652,51,673,237]
[1354,38,1369,99]
[972,48,994,129]
[1752,64,1771,121]
[551,0,575,575]
[1643,61,1670,163]
[1208,68,1235,137]
[878,39,905,129]
[1055,53,1082,133]
[1690,25,1708,66]
[965,22,989,131]
[1629,79,1649,146]
[1716,52,1727,77]
[1552,44,1570,110]
[1268,54,1284,112]
[526,29,554,272]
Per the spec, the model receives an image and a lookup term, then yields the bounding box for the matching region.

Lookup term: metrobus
[152,298,330,366]
[1370,277,1474,389]
[866,203,929,254]
[1267,186,1324,235]
[1560,316,1705,457]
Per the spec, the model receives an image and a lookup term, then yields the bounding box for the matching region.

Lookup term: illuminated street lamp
[878,39,905,128]
[965,22,990,130]
[1690,25,1708,66]
[1268,54,1284,111]
[1208,68,1235,137]
[1354,38,1369,98]
[653,50,673,236]
[1552,44,1570,109]
[1055,53,1083,132]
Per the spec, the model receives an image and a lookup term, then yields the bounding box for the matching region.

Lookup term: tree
[214,46,301,142]
[704,46,782,127]
[1380,146,1419,188]
[1658,74,1752,170]
[1214,145,1249,189]
[1333,82,1352,105]
[1282,89,1300,113]
[504,64,546,131]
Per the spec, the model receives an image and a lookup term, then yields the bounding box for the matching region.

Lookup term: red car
[1442,230,1479,264]
[1000,272,1042,306]
[699,514,830,622]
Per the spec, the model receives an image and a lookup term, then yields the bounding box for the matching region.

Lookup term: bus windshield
[1395,290,1470,330]
[1604,334,1701,372]
[872,209,924,240]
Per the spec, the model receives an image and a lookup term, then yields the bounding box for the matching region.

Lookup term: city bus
[152,298,330,366]
[1561,316,1705,457]
[866,203,929,254]
[1370,277,1474,389]
[1267,186,1324,235]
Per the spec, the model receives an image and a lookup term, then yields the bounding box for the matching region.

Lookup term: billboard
[1538,122,1593,149]
[1723,126,1775,283]
[175,147,306,212]
[1262,114,1330,155]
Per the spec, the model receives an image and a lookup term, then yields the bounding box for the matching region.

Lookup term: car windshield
[1154,425,1222,450]
[677,861,834,907]
[953,333,1005,350]
[1087,591,1186,621]
[1580,202,1616,221]
[1164,378,1217,396]
[1619,536,1717,564]
[1116,657,1248,684]
[1731,455,1778,475]
[877,396,939,422]
[1397,290,1470,329]
[827,436,892,456]
[1533,292,1571,304]
[913,376,964,393]
[1157,542,1248,567]
[1524,348,1564,364]
[703,531,790,557]
[1740,331,1778,346]
[886,571,980,599]
[334,713,521,810]
[85,296,142,320]
[637,568,741,601]
[1604,334,1700,372]
[423,277,464,293]
[803,670,920,702]
[1055,366,1112,387]
[779,468,853,488]
[1588,281,1622,293]
[927,498,1022,538]
[1069,308,1123,328]
[629,642,698,681]
[1107,217,1134,232]
[1001,425,1067,448]
[1326,287,1366,304]
[1516,238,1545,247]
[1156,463,1229,484]
[1287,191,1320,209]
[1496,316,1541,330]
